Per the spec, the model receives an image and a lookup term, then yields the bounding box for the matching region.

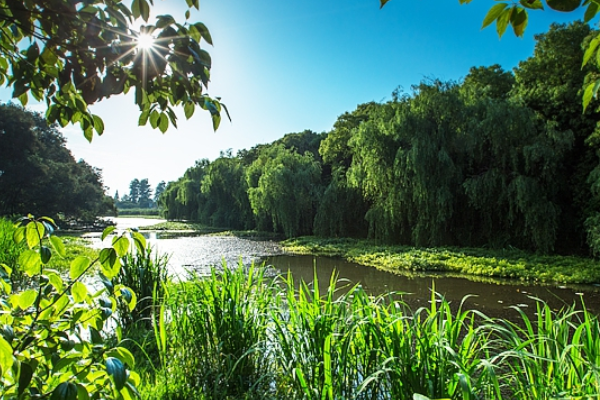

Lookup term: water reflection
[265,255,600,317]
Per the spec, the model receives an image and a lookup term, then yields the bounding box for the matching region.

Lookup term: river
[92,217,600,317]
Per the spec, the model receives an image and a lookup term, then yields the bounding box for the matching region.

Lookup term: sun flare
[137,33,155,50]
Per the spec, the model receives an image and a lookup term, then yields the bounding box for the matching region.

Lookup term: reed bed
[141,264,600,400]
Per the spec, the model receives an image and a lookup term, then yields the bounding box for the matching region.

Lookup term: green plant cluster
[0,216,143,400]
[282,237,600,285]
[138,264,600,400]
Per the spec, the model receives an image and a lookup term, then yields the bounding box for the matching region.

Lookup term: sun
[137,33,155,50]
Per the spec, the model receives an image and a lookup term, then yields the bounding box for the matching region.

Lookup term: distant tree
[129,179,140,204]
[114,190,120,202]
[154,181,166,203]
[138,178,153,208]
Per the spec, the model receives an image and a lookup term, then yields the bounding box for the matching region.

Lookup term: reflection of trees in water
[265,255,600,318]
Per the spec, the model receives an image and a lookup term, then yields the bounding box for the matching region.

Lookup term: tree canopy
[0,0,227,141]
[0,103,114,221]
[380,0,600,109]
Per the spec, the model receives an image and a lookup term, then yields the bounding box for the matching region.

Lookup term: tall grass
[143,263,600,400]
[150,262,277,399]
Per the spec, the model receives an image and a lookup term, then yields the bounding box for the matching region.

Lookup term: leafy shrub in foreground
[0,216,142,400]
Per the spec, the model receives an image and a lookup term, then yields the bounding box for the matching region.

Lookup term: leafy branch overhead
[380,0,600,110]
[0,0,229,141]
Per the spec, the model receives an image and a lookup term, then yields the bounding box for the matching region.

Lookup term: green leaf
[51,382,78,400]
[184,102,195,119]
[19,250,42,276]
[72,282,89,303]
[100,248,120,279]
[585,1,599,22]
[379,0,391,8]
[149,110,160,129]
[496,7,512,37]
[194,22,213,46]
[131,0,141,19]
[583,78,600,111]
[0,336,13,377]
[510,7,528,37]
[70,256,91,280]
[50,236,66,257]
[138,109,150,126]
[106,347,136,368]
[102,226,116,241]
[40,246,52,264]
[92,115,104,135]
[25,221,45,249]
[18,362,33,396]
[519,0,544,9]
[18,289,37,309]
[106,357,127,390]
[77,384,90,400]
[13,226,25,246]
[112,236,130,257]
[482,3,508,29]
[139,0,150,21]
[158,112,169,133]
[47,272,64,291]
[583,36,600,66]
[131,231,146,254]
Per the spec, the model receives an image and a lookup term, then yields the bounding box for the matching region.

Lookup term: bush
[0,216,142,400]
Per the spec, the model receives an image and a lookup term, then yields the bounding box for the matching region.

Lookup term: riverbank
[281,236,600,285]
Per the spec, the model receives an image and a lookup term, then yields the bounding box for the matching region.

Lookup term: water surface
[99,218,600,317]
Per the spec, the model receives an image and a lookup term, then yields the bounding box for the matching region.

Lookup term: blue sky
[5,1,589,197]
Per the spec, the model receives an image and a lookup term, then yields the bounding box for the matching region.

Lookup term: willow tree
[246,144,322,237]
[200,152,253,229]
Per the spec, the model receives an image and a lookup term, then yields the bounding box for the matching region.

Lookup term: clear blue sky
[5,1,589,197]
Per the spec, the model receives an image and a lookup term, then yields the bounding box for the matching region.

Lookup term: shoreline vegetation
[134,218,600,286]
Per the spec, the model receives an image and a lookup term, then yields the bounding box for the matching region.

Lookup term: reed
[142,263,600,400]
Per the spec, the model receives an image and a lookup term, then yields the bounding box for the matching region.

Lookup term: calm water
[97,218,600,317]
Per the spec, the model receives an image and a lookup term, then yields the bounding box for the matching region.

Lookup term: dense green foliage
[134,263,600,400]
[0,104,115,223]
[161,22,600,256]
[0,216,142,400]
[0,0,226,140]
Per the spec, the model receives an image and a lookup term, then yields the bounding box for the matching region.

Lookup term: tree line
[160,22,600,256]
[115,179,166,210]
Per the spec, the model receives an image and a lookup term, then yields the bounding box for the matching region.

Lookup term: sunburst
[136,33,155,50]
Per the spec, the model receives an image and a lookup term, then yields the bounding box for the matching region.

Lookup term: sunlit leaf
[72,281,89,303]
[131,231,146,254]
[50,236,66,258]
[112,236,130,257]
[106,347,136,368]
[102,226,116,241]
[19,250,42,276]
[510,7,528,37]
[0,336,13,377]
[18,289,37,309]
[25,221,45,249]
[482,3,508,29]
[70,256,91,280]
